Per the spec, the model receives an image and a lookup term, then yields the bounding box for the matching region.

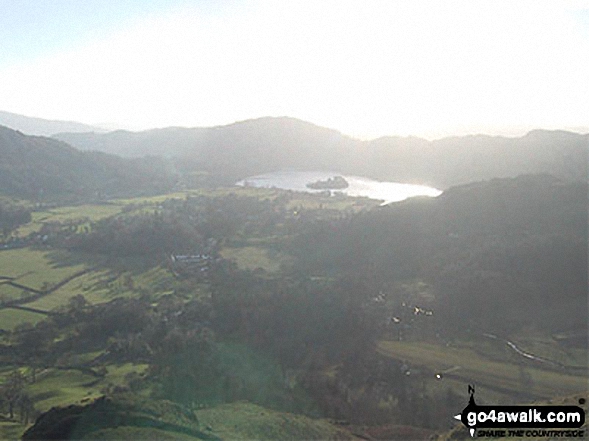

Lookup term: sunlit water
[236,171,442,205]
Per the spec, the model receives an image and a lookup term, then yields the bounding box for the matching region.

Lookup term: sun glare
[0,0,587,138]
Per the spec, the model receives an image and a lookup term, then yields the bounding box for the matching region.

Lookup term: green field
[28,369,102,412]
[113,191,198,205]
[0,282,26,303]
[377,340,587,401]
[0,248,87,290]
[0,421,25,441]
[508,331,588,368]
[197,401,355,440]
[220,246,288,273]
[27,363,149,413]
[286,194,378,212]
[25,266,175,312]
[0,308,47,330]
[115,186,293,204]
[0,362,152,440]
[16,204,125,236]
[24,270,115,311]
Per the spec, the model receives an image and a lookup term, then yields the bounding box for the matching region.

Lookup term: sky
[0,0,588,139]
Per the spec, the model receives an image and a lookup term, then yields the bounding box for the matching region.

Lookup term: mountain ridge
[2,110,586,192]
[0,110,104,137]
[52,116,589,189]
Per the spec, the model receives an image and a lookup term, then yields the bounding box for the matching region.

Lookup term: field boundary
[0,267,96,310]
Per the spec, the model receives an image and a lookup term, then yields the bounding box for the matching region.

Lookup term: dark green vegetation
[0,121,586,439]
[0,188,378,439]
[0,199,31,237]
[295,175,587,335]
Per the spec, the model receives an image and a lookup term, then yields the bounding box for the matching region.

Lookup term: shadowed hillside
[0,126,176,202]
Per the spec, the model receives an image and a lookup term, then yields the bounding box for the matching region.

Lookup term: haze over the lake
[236,171,443,205]
[1,0,588,139]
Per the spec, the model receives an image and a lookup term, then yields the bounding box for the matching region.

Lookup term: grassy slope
[0,309,46,330]
[15,204,125,236]
[0,364,150,440]
[24,270,115,311]
[197,401,357,440]
[19,393,358,440]
[0,248,87,290]
[219,246,286,273]
[27,364,149,413]
[24,266,173,312]
[0,282,26,302]
[377,340,587,400]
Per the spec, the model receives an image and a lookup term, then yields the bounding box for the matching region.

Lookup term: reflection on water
[236,171,442,205]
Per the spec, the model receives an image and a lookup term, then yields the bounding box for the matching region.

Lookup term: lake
[236,171,442,205]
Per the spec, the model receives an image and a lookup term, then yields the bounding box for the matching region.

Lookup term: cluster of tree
[0,370,35,424]
[209,263,379,366]
[5,291,312,414]
[68,212,206,257]
[67,193,303,257]
[0,201,31,236]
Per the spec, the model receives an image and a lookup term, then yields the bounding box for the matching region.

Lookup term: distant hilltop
[1,112,587,192]
[0,110,104,136]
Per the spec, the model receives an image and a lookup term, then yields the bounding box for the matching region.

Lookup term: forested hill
[292,174,588,336]
[0,125,176,202]
[54,117,588,188]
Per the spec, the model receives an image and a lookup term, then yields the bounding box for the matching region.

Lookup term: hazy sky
[1,0,588,139]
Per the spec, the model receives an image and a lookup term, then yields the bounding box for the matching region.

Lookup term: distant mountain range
[1,110,587,194]
[0,125,175,201]
[54,117,588,189]
[0,110,103,136]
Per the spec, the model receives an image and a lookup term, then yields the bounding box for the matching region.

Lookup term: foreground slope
[22,394,358,440]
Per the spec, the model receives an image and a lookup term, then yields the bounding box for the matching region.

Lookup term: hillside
[361,130,588,187]
[292,174,588,336]
[54,117,588,188]
[22,394,357,440]
[0,125,176,202]
[56,117,357,183]
[0,111,102,137]
[0,177,585,438]
[54,126,209,157]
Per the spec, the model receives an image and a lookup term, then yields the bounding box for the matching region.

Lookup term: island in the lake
[306,175,349,190]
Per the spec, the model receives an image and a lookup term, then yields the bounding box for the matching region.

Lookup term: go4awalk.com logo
[454,385,586,438]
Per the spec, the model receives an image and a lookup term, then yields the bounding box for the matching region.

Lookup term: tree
[18,392,34,424]
[0,370,26,419]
